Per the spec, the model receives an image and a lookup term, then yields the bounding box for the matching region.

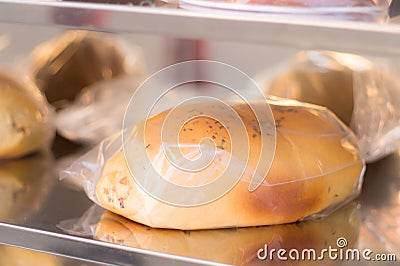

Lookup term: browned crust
[96,102,363,229]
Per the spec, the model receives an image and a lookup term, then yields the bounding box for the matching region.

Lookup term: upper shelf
[1,0,400,56]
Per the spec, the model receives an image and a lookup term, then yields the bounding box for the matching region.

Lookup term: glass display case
[0,1,399,265]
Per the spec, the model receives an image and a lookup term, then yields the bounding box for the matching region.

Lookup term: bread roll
[95,202,359,265]
[266,51,368,125]
[95,101,364,229]
[0,72,54,159]
[31,30,129,104]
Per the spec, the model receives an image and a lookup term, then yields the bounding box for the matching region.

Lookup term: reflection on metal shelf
[1,1,400,56]
[0,136,398,265]
[0,244,102,266]
[0,138,222,266]
[359,152,400,260]
[60,203,361,265]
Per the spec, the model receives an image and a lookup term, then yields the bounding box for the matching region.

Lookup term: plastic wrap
[0,70,55,159]
[256,50,400,162]
[30,30,146,106]
[61,97,365,229]
[55,75,196,144]
[179,0,391,22]
[59,201,360,265]
[55,75,144,144]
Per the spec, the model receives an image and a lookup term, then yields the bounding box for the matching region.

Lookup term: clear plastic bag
[256,50,400,162]
[353,66,400,161]
[55,75,144,144]
[179,0,391,22]
[55,75,198,144]
[0,69,55,159]
[61,97,365,229]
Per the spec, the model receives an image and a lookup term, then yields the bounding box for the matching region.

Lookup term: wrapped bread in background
[266,51,357,125]
[31,30,145,105]
[258,50,400,162]
[0,71,54,159]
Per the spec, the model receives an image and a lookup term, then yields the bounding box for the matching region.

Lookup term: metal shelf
[0,138,217,266]
[1,1,400,56]
[0,223,213,265]
[0,136,399,265]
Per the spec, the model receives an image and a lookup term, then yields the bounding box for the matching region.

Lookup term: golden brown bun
[266,51,372,125]
[32,30,128,103]
[95,202,360,265]
[96,101,364,229]
[0,72,54,159]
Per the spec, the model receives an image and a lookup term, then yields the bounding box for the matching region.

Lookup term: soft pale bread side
[96,102,364,229]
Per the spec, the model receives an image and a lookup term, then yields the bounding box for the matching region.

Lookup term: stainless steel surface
[0,244,102,266]
[0,224,214,265]
[359,152,400,259]
[1,1,400,56]
[0,137,220,266]
[0,135,398,265]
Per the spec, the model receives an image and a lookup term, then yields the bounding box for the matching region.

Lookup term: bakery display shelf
[0,136,399,266]
[0,2,400,265]
[1,0,400,56]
